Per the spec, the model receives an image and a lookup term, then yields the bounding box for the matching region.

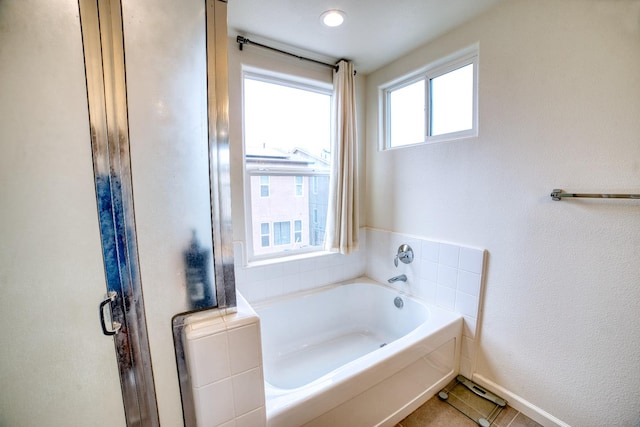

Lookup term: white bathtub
[253,277,463,427]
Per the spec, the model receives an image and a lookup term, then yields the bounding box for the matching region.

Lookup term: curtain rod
[236,35,341,72]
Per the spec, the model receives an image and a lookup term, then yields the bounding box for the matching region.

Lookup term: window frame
[379,45,479,150]
[242,67,333,262]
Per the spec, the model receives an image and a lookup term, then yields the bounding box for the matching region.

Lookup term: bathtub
[253,277,463,427]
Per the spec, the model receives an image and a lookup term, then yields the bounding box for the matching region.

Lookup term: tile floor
[397,395,544,427]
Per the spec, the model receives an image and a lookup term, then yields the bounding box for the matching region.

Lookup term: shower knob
[394,244,414,267]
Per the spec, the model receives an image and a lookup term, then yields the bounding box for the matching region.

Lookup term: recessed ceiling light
[321,10,346,27]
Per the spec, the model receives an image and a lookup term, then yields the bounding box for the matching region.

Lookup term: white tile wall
[227,324,261,375]
[184,295,266,427]
[235,407,266,427]
[364,228,486,379]
[233,229,367,303]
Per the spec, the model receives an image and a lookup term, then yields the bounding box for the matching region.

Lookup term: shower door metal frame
[78,0,159,425]
[206,0,236,311]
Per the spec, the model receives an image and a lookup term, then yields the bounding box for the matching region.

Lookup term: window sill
[243,249,337,269]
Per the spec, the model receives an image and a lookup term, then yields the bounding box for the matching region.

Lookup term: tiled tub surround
[203,228,486,427]
[254,279,463,427]
[183,294,266,427]
[232,230,367,302]
[365,228,486,379]
[235,229,485,379]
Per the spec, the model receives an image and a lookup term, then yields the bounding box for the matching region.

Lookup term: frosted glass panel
[124,0,215,313]
[430,64,473,136]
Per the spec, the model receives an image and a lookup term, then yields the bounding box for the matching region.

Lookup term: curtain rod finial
[236,35,247,50]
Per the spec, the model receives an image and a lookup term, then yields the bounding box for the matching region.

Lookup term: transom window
[381,45,478,149]
[243,69,332,259]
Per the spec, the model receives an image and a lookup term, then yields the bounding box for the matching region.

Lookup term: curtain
[325,60,359,254]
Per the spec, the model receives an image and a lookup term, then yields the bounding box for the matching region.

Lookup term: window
[388,79,425,147]
[260,223,270,247]
[273,221,291,246]
[381,45,478,149]
[294,176,303,196]
[260,176,270,197]
[430,63,474,136]
[243,70,332,259]
[294,220,302,243]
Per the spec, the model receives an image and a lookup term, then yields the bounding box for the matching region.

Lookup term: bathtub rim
[252,275,444,314]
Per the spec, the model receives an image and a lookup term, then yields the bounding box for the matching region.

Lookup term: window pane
[295,176,303,196]
[244,78,330,157]
[260,176,269,197]
[244,74,331,258]
[294,220,302,242]
[260,223,269,247]
[389,79,425,147]
[430,63,473,136]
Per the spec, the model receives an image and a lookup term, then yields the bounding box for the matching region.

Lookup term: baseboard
[471,374,571,427]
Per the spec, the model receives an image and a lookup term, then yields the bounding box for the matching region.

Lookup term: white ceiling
[227,0,504,74]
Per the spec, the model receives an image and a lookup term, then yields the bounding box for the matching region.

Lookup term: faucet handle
[394,244,414,267]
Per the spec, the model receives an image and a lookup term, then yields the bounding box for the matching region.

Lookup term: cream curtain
[325,60,359,254]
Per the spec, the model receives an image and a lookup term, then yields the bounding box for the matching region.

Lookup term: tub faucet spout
[388,274,407,283]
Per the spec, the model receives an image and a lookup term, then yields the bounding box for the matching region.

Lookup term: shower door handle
[99,291,122,336]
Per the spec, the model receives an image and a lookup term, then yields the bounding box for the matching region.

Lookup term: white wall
[365,1,640,425]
